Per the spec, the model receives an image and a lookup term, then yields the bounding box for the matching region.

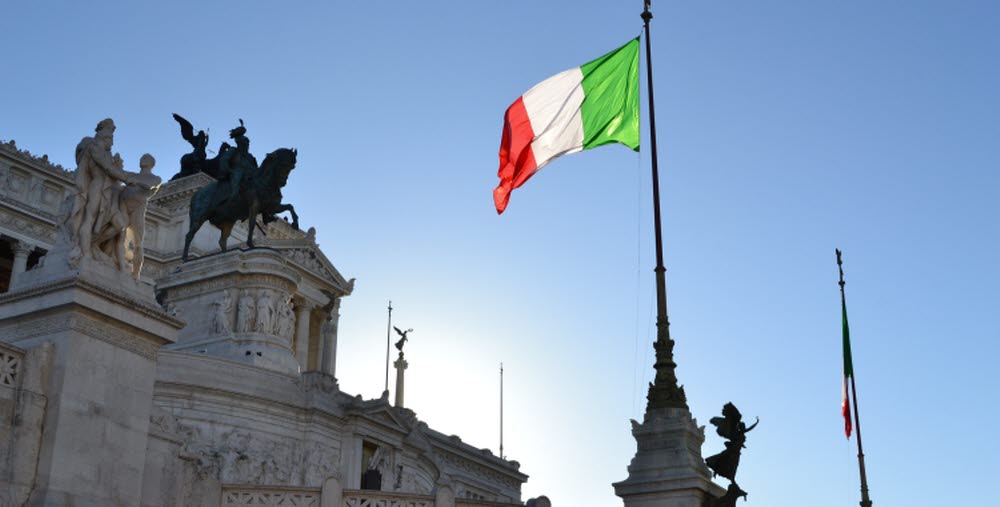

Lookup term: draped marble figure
[65,118,160,277]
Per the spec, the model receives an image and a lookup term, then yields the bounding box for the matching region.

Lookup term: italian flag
[494,38,641,214]
[842,296,854,439]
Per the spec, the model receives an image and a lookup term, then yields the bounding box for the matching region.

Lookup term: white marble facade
[0,136,530,506]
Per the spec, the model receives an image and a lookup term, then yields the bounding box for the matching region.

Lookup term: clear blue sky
[4,1,998,505]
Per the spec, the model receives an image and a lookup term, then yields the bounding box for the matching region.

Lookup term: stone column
[295,299,314,372]
[320,298,340,377]
[434,482,455,507]
[9,240,33,287]
[393,352,408,407]
[320,476,343,507]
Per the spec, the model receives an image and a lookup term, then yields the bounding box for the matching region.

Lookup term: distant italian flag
[494,38,640,214]
[841,297,854,439]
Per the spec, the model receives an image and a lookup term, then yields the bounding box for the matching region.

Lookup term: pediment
[344,399,413,434]
[276,243,353,296]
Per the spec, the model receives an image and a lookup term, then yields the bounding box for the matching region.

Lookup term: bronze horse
[182,147,298,261]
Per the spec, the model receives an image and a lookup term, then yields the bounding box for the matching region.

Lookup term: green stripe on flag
[579,37,640,152]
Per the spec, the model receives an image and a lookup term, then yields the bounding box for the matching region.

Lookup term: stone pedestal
[0,251,182,507]
[613,408,725,507]
[156,249,304,375]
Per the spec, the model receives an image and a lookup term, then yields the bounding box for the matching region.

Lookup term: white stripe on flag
[521,67,586,170]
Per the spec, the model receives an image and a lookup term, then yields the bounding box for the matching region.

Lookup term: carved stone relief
[211,291,233,335]
[237,291,256,333]
[254,291,274,334]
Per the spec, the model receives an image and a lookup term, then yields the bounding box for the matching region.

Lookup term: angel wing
[393,326,404,336]
[173,113,197,145]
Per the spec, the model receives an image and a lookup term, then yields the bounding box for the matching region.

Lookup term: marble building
[0,133,542,507]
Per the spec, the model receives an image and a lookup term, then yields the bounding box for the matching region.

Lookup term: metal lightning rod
[500,362,505,459]
[384,300,392,396]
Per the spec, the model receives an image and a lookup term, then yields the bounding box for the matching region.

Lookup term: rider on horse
[216,119,255,203]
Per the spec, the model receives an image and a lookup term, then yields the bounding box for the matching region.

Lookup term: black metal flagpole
[837,251,873,507]
[642,0,687,411]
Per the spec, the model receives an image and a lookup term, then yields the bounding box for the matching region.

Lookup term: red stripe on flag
[843,377,853,439]
[494,96,538,214]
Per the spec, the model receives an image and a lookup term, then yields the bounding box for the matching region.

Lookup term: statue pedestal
[155,249,303,376]
[613,408,724,507]
[0,257,181,507]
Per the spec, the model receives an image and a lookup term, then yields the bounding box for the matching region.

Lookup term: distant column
[393,352,408,407]
[10,240,34,287]
[294,299,314,371]
[320,297,341,377]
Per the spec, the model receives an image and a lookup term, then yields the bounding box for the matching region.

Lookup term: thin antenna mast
[384,300,392,396]
[500,362,504,459]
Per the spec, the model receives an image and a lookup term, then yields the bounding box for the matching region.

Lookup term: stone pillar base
[0,266,181,507]
[614,408,725,507]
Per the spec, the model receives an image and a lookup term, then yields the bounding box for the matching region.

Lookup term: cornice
[0,139,74,181]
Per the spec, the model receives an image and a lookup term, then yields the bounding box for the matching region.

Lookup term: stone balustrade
[342,489,436,507]
[222,485,322,506]
[0,341,23,388]
[218,485,530,507]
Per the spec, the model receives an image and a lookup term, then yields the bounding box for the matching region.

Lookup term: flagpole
[384,300,392,397]
[500,362,505,459]
[641,0,687,411]
[837,250,873,507]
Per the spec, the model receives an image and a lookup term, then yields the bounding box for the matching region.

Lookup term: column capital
[12,239,35,257]
[293,297,316,312]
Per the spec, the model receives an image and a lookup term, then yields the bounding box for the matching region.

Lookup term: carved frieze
[0,207,56,244]
[434,451,521,489]
[179,423,338,487]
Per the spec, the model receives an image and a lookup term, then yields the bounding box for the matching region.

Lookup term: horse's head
[259,148,297,188]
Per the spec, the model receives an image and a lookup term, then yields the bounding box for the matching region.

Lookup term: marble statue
[211,291,232,335]
[65,118,151,271]
[113,154,161,278]
[255,291,274,334]
[237,292,256,333]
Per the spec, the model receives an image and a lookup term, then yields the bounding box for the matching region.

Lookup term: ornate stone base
[613,408,725,507]
[155,249,304,375]
[0,262,181,507]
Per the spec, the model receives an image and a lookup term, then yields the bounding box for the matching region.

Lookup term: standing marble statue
[255,291,274,334]
[211,291,233,335]
[237,292,256,333]
[65,118,158,276]
[113,154,161,278]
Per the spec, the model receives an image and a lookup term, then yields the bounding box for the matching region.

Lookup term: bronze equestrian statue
[181,119,298,261]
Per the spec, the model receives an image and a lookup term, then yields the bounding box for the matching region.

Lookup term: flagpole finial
[836,249,846,290]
